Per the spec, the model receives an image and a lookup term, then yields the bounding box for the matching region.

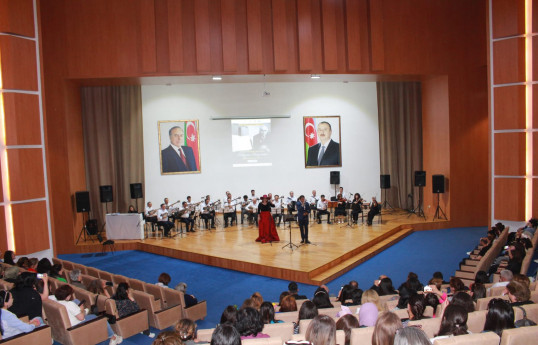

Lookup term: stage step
[309,227,414,284]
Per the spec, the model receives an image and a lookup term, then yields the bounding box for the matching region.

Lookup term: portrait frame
[158,120,202,175]
[303,115,342,168]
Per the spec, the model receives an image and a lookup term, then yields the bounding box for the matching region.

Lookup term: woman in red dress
[256,195,280,243]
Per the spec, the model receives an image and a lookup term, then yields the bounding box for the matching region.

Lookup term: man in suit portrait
[306,121,341,166]
[161,125,198,173]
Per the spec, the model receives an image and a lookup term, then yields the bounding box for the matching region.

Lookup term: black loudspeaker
[414,171,426,187]
[86,219,98,235]
[130,183,143,199]
[432,175,445,193]
[380,175,391,189]
[75,191,90,213]
[99,185,113,203]
[330,171,340,185]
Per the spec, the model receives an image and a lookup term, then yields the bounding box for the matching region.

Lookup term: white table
[105,213,144,240]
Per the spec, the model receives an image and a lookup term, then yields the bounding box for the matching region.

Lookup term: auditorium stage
[76,209,448,285]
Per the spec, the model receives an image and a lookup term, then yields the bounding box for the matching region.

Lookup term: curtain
[377,82,423,210]
[81,86,144,227]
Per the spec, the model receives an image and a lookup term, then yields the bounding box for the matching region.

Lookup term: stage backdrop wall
[142,82,379,205]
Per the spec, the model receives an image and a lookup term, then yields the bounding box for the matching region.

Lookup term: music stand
[341,202,354,228]
[282,214,300,251]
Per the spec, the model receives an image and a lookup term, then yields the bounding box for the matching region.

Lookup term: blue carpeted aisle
[59,226,486,344]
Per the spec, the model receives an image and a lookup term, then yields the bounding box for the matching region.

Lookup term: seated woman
[403,294,428,324]
[219,305,237,325]
[313,289,334,309]
[450,292,475,313]
[87,278,111,298]
[175,318,208,345]
[424,293,440,317]
[372,311,402,345]
[3,251,16,265]
[294,300,318,334]
[351,193,363,224]
[8,273,43,320]
[360,289,387,313]
[334,194,347,223]
[211,324,241,345]
[156,272,171,288]
[377,277,397,296]
[174,282,198,308]
[337,284,357,306]
[483,298,515,336]
[53,285,121,344]
[470,283,486,301]
[306,315,336,345]
[260,301,282,324]
[506,281,533,306]
[0,290,40,339]
[49,264,67,282]
[336,314,359,345]
[431,305,469,342]
[358,303,378,327]
[449,277,468,295]
[113,282,140,317]
[279,295,297,312]
[234,307,268,339]
[152,331,182,345]
[36,258,52,275]
[393,326,431,345]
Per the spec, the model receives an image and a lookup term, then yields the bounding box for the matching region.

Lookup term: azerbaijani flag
[185,121,200,170]
[304,117,318,162]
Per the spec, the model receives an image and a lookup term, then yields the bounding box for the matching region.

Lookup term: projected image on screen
[231,119,272,167]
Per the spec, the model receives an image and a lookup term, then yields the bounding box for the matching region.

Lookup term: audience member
[260,301,282,324]
[313,289,334,309]
[393,327,431,345]
[27,258,38,273]
[305,314,336,345]
[0,290,40,339]
[278,291,290,306]
[176,318,207,345]
[336,314,359,345]
[153,331,183,345]
[430,271,449,284]
[36,258,52,274]
[279,295,297,312]
[405,294,428,322]
[250,292,263,310]
[156,273,171,288]
[3,266,19,283]
[377,277,397,296]
[210,324,241,345]
[358,302,378,327]
[88,279,111,298]
[424,293,440,317]
[219,306,237,325]
[483,298,515,336]
[113,282,140,317]
[470,283,486,301]
[16,257,29,269]
[8,272,43,319]
[361,289,386,312]
[432,305,469,341]
[490,270,513,289]
[3,251,15,265]
[372,311,402,345]
[69,269,86,290]
[234,307,268,339]
[175,282,198,308]
[337,284,355,305]
[397,272,423,293]
[294,300,318,334]
[512,273,531,288]
[450,292,475,313]
[474,270,489,285]
[506,281,533,306]
[449,277,467,294]
[288,282,307,300]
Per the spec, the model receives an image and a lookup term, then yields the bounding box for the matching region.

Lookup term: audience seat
[243,337,283,345]
[476,295,510,310]
[51,258,64,267]
[128,278,147,292]
[79,273,95,289]
[290,330,345,344]
[0,279,14,290]
[486,285,506,297]
[432,332,500,345]
[161,287,208,321]
[408,317,441,338]
[0,325,51,345]
[393,308,409,319]
[131,289,182,330]
[42,299,109,345]
[513,303,538,323]
[275,311,299,323]
[98,270,114,283]
[261,322,294,341]
[85,266,101,278]
[59,259,74,270]
[144,283,166,309]
[350,326,375,345]
[72,262,88,275]
[467,310,487,333]
[499,325,538,345]
[71,286,97,309]
[196,328,214,342]
[102,298,150,338]
[112,274,129,285]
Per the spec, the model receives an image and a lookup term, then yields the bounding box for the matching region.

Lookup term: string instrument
[241,199,252,209]
[167,200,181,209]
[188,201,202,212]
[147,209,157,216]
[310,196,319,208]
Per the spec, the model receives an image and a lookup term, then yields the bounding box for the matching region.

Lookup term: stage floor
[79,209,447,284]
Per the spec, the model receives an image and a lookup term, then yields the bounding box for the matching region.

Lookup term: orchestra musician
[179,201,195,232]
[367,197,381,226]
[286,191,297,215]
[255,195,279,243]
[157,203,174,237]
[351,193,363,224]
[186,195,198,224]
[316,195,332,224]
[247,198,259,226]
[296,195,311,244]
[164,198,170,209]
[145,202,158,231]
[250,189,257,200]
[271,195,283,226]
[334,193,347,223]
[309,190,319,220]
[223,197,237,228]
[240,195,250,225]
[199,198,216,229]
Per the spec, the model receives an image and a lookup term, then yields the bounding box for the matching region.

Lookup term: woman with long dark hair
[378,277,397,296]
[260,301,282,324]
[294,300,318,334]
[483,298,515,336]
[112,282,140,317]
[3,251,15,265]
[351,193,363,224]
[433,305,469,341]
[255,195,279,243]
[235,307,268,339]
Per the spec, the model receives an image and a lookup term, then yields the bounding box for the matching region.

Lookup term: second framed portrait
[159,120,201,175]
[304,116,342,168]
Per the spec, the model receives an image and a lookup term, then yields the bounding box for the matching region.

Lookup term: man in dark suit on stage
[297,195,311,244]
[161,126,198,173]
[306,121,340,166]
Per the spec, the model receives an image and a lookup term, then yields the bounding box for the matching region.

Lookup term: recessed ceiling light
[212,75,223,81]
[310,74,321,79]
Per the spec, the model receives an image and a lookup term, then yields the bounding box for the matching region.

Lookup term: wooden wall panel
[7,148,45,201]
[0,206,7,252]
[494,132,526,176]
[0,36,37,91]
[246,0,263,72]
[534,132,538,176]
[297,0,314,71]
[0,164,3,202]
[167,0,184,72]
[534,179,538,217]
[221,0,238,72]
[139,0,157,73]
[534,85,538,127]
[534,37,538,81]
[0,0,35,37]
[534,0,538,33]
[491,0,525,38]
[493,38,525,85]
[272,0,288,72]
[344,0,361,71]
[194,0,211,72]
[493,85,526,130]
[208,0,224,73]
[369,0,385,71]
[494,178,525,221]
[12,201,49,254]
[321,0,338,71]
[3,93,41,146]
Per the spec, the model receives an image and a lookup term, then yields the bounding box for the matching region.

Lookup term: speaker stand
[76,212,91,244]
[408,187,426,220]
[380,188,394,211]
[433,193,447,220]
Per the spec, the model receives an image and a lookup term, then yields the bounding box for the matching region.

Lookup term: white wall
[142,81,380,205]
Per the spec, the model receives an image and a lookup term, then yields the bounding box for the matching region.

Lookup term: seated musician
[199,198,216,229]
[186,195,198,223]
[179,201,195,232]
[367,197,381,226]
[334,193,347,221]
[351,193,363,224]
[316,195,332,224]
[247,198,259,226]
[286,191,297,214]
[309,190,319,219]
[250,189,257,200]
[271,195,283,226]
[223,197,237,228]
[157,203,175,237]
[240,195,250,225]
[145,202,157,222]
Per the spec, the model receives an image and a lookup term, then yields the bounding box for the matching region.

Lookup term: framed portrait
[304,116,342,168]
[158,120,201,175]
